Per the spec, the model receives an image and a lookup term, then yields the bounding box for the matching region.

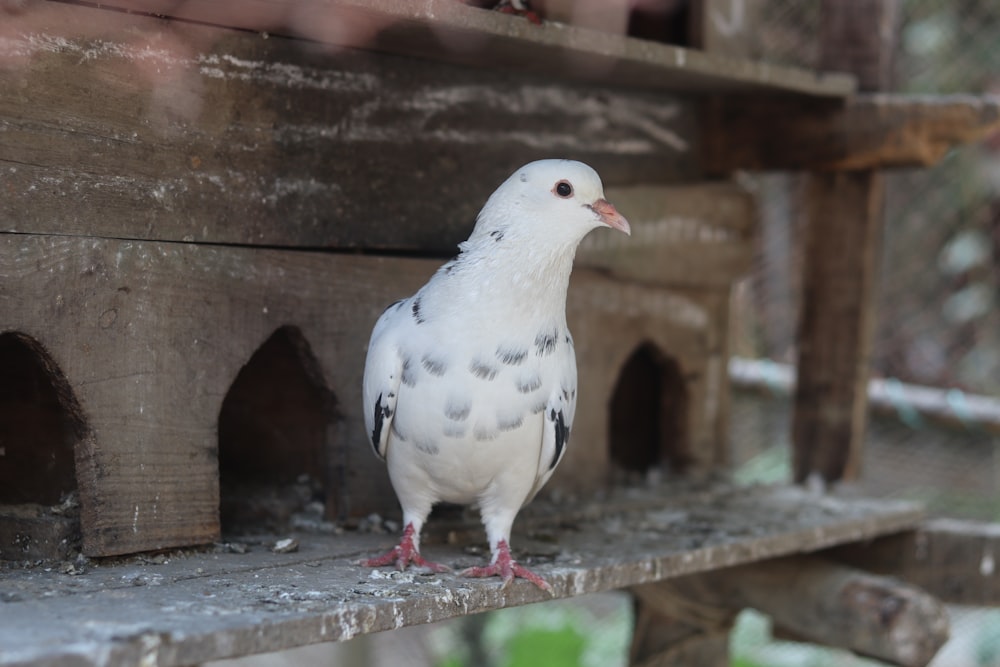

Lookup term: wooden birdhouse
[2,1,1000,666]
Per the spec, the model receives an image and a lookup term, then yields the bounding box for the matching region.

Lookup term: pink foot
[496,1,542,24]
[460,540,552,593]
[362,523,451,573]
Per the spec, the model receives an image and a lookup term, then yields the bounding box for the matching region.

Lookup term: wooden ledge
[705,94,1000,173]
[28,0,855,97]
[0,482,922,667]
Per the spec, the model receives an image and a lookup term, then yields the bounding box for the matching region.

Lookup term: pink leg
[362,523,451,573]
[496,2,542,24]
[460,539,552,593]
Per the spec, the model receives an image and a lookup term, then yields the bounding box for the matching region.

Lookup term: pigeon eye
[554,181,573,198]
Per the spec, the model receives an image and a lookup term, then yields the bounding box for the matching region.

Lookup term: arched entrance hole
[218,326,339,535]
[608,342,690,478]
[0,332,86,560]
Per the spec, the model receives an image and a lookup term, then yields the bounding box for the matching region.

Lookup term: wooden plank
[790,0,898,486]
[831,519,1000,606]
[634,556,949,667]
[0,483,923,667]
[704,94,1000,173]
[38,0,856,97]
[578,182,757,288]
[0,3,697,253]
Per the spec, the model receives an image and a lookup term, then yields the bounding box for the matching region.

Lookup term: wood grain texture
[0,483,923,667]
[0,3,696,253]
[43,0,856,97]
[703,94,1000,173]
[1,233,436,555]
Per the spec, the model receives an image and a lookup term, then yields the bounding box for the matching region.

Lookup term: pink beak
[590,198,631,236]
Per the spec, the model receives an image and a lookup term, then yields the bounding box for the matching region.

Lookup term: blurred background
[193,0,1000,664]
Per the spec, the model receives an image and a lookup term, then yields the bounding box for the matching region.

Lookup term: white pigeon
[361,159,630,591]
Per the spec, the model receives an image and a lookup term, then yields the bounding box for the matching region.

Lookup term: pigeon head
[471,159,631,249]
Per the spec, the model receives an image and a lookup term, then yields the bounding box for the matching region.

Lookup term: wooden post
[792,0,899,484]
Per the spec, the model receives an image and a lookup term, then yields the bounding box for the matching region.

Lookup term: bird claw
[495,0,542,24]
[460,540,553,593]
[361,523,451,573]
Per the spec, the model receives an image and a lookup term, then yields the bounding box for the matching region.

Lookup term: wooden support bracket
[632,555,950,667]
[832,519,1000,607]
[703,93,1000,174]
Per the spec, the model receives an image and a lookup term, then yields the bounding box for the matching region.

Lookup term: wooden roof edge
[41,0,857,97]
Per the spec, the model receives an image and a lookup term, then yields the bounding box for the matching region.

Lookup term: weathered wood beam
[704,94,1000,173]
[632,555,950,667]
[629,607,730,667]
[832,519,1000,606]
[793,170,884,483]
[0,2,697,254]
[32,0,855,97]
[0,484,924,666]
[790,0,898,485]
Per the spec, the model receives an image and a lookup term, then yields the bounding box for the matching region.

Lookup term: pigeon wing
[363,301,406,461]
[527,344,578,501]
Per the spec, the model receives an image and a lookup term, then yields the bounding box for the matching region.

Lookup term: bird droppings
[271,538,299,554]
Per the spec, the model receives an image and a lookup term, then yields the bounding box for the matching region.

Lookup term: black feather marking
[444,399,471,422]
[519,172,528,183]
[497,413,524,432]
[549,409,569,470]
[496,345,528,366]
[534,329,558,356]
[421,354,448,377]
[565,333,574,348]
[412,297,425,324]
[401,357,417,387]
[469,359,498,381]
[516,374,542,394]
[381,299,405,315]
[489,229,504,242]
[371,392,388,457]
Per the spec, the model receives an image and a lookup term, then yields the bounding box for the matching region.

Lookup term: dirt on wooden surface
[0,480,923,667]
